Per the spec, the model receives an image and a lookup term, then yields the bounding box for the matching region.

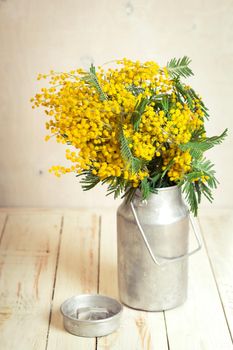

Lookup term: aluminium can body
[117,186,189,311]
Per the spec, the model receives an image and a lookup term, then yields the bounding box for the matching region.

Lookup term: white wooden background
[0,208,233,350]
[0,0,232,208]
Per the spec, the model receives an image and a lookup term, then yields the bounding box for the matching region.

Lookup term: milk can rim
[135,185,179,197]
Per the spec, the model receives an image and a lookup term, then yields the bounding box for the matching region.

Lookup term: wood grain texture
[0,208,233,349]
[0,213,61,350]
[164,219,233,350]
[97,209,168,350]
[46,210,100,350]
[198,209,233,342]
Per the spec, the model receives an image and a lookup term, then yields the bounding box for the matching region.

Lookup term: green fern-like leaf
[150,173,161,187]
[191,125,206,140]
[79,170,100,191]
[174,79,194,109]
[105,176,129,199]
[179,129,228,158]
[161,95,170,114]
[131,98,150,131]
[187,87,209,118]
[192,157,216,179]
[166,56,194,79]
[119,125,145,173]
[199,181,214,202]
[174,81,209,118]
[161,159,174,179]
[192,157,218,189]
[194,181,202,204]
[180,156,219,216]
[127,85,145,96]
[121,186,137,204]
[119,126,133,163]
[81,64,108,101]
[182,181,198,216]
[140,177,151,200]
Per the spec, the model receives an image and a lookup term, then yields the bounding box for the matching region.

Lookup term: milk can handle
[130,201,202,266]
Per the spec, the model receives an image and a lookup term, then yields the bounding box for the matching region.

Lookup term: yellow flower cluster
[31,58,205,188]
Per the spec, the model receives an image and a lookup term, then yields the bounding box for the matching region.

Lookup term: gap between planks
[45,216,64,350]
[46,211,100,350]
[198,216,233,345]
[44,213,102,350]
[95,215,102,350]
[0,211,63,350]
[164,214,233,350]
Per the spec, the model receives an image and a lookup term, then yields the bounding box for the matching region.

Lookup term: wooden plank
[0,212,62,350]
[97,209,168,350]
[47,211,99,350]
[164,218,233,350]
[198,209,233,341]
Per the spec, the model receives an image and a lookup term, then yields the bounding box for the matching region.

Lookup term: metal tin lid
[60,294,123,337]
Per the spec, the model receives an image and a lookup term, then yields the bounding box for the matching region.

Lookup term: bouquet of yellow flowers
[31,57,227,215]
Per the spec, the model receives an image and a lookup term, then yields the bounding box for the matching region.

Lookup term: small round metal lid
[60,294,123,337]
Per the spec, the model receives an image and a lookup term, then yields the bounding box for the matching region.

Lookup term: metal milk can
[117,186,202,311]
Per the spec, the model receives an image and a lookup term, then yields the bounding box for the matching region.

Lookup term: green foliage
[81,64,108,101]
[192,157,218,186]
[150,173,161,188]
[179,157,219,216]
[121,186,137,203]
[181,181,199,216]
[179,129,228,158]
[138,158,175,200]
[166,56,194,79]
[78,170,135,202]
[174,80,209,118]
[78,170,100,191]
[104,176,128,199]
[127,84,145,96]
[140,177,151,200]
[191,125,206,140]
[161,95,170,115]
[174,79,194,109]
[188,86,209,118]
[150,94,173,118]
[131,98,150,131]
[118,124,146,173]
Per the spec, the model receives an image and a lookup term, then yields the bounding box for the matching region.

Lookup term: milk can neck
[134,186,182,207]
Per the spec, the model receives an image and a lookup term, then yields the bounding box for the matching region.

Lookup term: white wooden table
[0,208,233,350]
